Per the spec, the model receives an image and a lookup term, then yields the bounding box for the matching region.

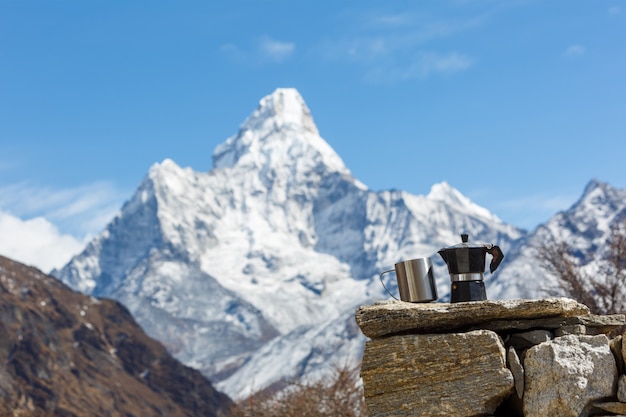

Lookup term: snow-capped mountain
[54,88,525,399]
[488,179,626,301]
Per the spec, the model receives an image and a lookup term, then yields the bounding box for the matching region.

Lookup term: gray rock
[555,324,586,337]
[508,330,553,350]
[618,375,626,402]
[575,315,625,334]
[507,346,524,399]
[356,298,590,338]
[523,334,617,417]
[611,335,624,374]
[360,330,513,417]
[620,333,626,374]
[592,402,626,415]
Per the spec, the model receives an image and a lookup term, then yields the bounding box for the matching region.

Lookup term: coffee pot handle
[487,245,504,273]
[379,269,399,300]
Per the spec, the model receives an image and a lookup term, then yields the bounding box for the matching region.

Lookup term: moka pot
[438,234,504,303]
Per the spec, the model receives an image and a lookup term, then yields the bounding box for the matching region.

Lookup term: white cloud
[319,17,481,65]
[329,36,390,63]
[259,36,295,62]
[0,180,127,272]
[409,52,473,77]
[221,36,295,64]
[365,51,473,83]
[0,181,124,237]
[0,211,86,273]
[564,44,586,58]
[313,8,485,84]
[361,8,485,41]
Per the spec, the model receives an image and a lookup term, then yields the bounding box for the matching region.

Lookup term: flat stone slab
[355,298,590,338]
[473,314,625,335]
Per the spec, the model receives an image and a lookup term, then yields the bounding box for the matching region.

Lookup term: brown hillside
[0,255,233,417]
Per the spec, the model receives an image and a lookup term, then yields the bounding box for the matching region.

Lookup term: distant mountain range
[0,254,233,416]
[51,88,626,399]
[487,179,626,300]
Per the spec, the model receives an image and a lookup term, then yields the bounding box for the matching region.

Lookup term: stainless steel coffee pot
[438,234,504,302]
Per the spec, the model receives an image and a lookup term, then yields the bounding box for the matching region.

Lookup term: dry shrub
[0,397,50,417]
[538,220,626,316]
[231,364,367,417]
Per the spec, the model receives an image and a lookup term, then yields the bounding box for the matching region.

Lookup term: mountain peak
[212,88,348,175]
[581,178,610,197]
[427,181,500,221]
[567,178,625,220]
[241,88,319,136]
[427,181,472,207]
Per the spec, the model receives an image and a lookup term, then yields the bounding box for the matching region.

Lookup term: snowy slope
[488,179,626,300]
[54,88,525,398]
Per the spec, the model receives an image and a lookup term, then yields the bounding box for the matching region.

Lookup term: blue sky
[1,0,625,271]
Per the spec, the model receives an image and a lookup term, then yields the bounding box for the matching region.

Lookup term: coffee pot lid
[439,234,493,252]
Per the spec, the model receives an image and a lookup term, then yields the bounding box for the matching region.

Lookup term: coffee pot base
[450,281,487,303]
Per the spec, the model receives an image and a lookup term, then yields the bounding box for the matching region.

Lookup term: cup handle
[379,269,399,301]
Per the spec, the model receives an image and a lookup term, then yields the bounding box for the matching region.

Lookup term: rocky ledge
[356,298,626,417]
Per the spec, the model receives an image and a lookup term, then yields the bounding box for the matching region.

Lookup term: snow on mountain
[54,87,525,399]
[213,88,347,176]
[487,179,626,300]
[427,181,500,223]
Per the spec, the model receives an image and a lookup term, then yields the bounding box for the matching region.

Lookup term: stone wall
[355,298,626,417]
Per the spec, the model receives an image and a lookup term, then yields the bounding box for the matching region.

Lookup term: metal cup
[379,257,438,303]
